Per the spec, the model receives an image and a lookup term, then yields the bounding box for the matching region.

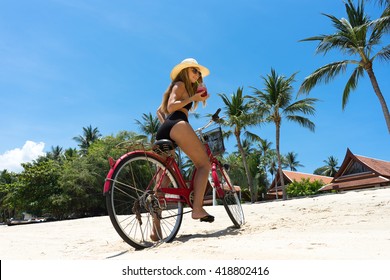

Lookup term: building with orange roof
[268,170,333,199]
[320,148,390,192]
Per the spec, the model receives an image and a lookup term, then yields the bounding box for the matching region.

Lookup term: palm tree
[314,156,339,177]
[135,112,160,144]
[299,0,390,133]
[257,139,275,180]
[250,69,317,200]
[285,152,304,171]
[238,139,256,155]
[219,87,260,202]
[73,125,102,154]
[64,148,78,160]
[46,146,63,161]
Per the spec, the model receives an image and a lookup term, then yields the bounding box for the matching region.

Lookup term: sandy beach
[1,187,390,260]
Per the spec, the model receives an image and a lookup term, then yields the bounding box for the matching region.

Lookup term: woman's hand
[192,91,209,102]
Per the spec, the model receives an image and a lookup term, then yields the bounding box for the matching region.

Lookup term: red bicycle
[103,109,245,249]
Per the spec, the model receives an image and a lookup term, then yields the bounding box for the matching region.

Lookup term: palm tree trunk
[275,124,287,200]
[235,133,255,202]
[366,67,390,134]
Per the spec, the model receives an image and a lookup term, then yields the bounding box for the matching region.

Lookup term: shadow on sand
[105,225,244,258]
[174,225,244,244]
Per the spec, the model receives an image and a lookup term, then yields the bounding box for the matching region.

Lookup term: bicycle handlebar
[212,108,221,122]
[195,108,222,134]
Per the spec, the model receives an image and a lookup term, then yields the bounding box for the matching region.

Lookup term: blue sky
[1,0,389,173]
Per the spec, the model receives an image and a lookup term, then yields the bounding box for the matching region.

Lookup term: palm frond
[299,61,353,94]
[243,131,263,143]
[286,115,315,132]
[374,44,390,61]
[369,5,390,34]
[285,98,318,116]
[342,66,365,109]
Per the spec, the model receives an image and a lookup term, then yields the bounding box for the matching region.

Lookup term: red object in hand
[197,85,208,97]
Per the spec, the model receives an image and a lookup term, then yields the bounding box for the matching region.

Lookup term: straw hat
[170,58,210,80]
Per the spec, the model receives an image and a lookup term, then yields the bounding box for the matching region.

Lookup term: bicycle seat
[152,139,176,154]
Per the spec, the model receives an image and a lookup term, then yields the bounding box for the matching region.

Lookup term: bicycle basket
[203,126,225,155]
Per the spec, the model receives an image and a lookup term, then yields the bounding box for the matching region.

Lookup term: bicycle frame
[104,108,231,209]
[103,143,226,206]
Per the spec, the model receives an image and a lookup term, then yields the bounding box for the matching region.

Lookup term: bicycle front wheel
[215,165,245,228]
[105,152,183,249]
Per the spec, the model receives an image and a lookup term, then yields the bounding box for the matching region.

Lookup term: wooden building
[320,149,390,192]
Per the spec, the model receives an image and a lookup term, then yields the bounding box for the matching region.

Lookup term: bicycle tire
[214,165,245,228]
[105,152,183,249]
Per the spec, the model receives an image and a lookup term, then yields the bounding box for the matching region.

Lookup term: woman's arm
[166,82,192,113]
[156,106,166,124]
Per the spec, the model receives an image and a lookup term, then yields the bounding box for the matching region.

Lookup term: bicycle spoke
[213,164,245,228]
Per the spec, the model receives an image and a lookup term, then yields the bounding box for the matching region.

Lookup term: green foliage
[57,131,137,218]
[0,170,23,221]
[0,130,138,221]
[286,178,325,197]
[17,159,62,217]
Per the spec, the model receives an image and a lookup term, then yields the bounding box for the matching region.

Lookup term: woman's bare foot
[192,208,214,221]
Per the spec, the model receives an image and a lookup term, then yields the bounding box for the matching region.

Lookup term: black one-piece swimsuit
[156,102,193,144]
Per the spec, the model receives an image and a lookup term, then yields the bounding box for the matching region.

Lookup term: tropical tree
[46,146,63,162]
[58,131,136,218]
[17,159,62,217]
[219,87,260,202]
[224,153,252,201]
[135,112,160,143]
[285,152,304,171]
[249,69,317,200]
[0,170,19,221]
[64,148,78,161]
[299,0,390,133]
[73,125,102,154]
[314,155,339,177]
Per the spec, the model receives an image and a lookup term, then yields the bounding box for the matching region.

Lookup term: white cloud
[0,141,46,173]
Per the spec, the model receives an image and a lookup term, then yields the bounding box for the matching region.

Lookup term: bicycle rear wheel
[105,152,183,249]
[214,165,245,228]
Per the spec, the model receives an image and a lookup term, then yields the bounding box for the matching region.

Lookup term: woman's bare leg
[170,121,212,220]
[150,211,162,241]
[150,152,172,241]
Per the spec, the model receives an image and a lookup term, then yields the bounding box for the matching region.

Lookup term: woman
[156,58,213,223]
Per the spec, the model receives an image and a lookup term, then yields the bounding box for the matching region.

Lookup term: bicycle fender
[103,154,127,194]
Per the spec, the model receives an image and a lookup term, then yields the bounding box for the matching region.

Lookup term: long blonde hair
[159,68,200,114]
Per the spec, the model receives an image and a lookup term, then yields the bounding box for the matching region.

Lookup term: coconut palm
[250,69,317,200]
[219,87,260,202]
[135,112,160,144]
[314,156,339,177]
[299,0,390,133]
[46,146,63,161]
[64,148,78,160]
[285,152,304,171]
[73,125,102,154]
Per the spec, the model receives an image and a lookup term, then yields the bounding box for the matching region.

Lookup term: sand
[1,187,390,260]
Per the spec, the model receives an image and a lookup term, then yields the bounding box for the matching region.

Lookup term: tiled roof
[355,155,390,177]
[320,176,390,191]
[283,170,333,184]
[268,170,333,193]
[320,149,390,192]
